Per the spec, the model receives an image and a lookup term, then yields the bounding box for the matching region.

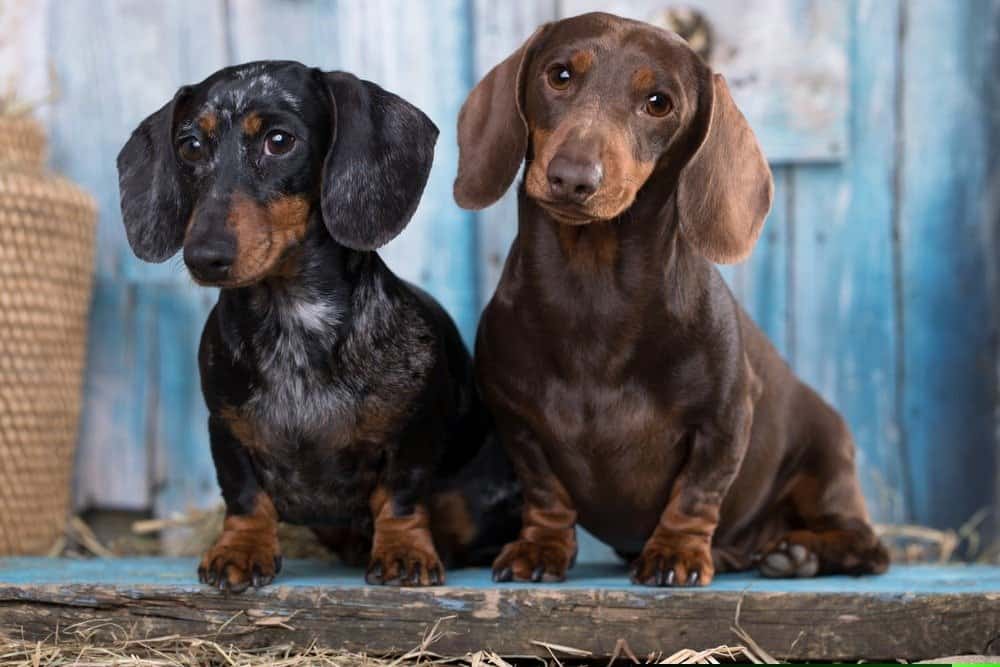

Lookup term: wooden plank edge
[1,584,998,661]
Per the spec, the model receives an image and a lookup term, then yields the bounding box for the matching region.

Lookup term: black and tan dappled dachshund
[117,61,520,592]
[455,12,889,586]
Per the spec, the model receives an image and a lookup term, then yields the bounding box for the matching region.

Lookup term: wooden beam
[1,559,998,661]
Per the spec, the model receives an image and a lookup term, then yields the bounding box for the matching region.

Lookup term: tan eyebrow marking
[242,112,263,136]
[632,67,656,91]
[197,112,218,134]
[569,50,594,73]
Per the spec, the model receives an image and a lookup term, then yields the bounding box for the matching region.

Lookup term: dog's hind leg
[758,389,889,578]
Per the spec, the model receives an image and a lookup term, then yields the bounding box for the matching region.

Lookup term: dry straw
[0,614,775,666]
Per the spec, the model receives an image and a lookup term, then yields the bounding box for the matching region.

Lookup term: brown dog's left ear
[318,71,438,251]
[676,72,773,264]
[454,24,551,210]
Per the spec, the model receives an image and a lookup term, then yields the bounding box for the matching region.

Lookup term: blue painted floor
[0,558,998,593]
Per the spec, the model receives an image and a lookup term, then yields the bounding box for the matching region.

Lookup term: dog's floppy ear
[454,24,551,210]
[318,71,438,251]
[117,86,193,262]
[676,71,773,264]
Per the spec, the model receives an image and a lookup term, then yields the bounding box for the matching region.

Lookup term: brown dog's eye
[177,137,206,163]
[547,65,572,90]
[645,92,673,117]
[264,130,296,156]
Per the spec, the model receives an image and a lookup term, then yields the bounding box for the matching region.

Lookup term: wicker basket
[0,115,96,555]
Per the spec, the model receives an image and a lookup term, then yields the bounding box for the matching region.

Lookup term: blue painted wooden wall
[8,0,997,543]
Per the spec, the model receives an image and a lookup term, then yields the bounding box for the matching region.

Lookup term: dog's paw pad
[759,540,819,578]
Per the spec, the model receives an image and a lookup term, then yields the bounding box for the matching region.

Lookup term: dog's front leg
[491,420,578,582]
[631,385,755,587]
[365,483,445,586]
[198,414,282,593]
[365,427,445,587]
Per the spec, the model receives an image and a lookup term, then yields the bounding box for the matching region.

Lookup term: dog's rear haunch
[456,12,889,586]
[117,61,521,592]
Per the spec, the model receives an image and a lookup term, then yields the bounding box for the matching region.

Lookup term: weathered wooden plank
[226,0,339,67]
[898,0,999,530]
[789,0,906,523]
[148,285,218,538]
[45,0,228,283]
[47,0,228,513]
[73,284,154,510]
[472,0,560,303]
[0,0,51,119]
[558,0,849,163]
[0,559,999,661]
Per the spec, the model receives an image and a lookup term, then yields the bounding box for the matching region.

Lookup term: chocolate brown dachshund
[455,12,889,586]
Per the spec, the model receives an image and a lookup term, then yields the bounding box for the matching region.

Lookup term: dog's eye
[264,130,296,156]
[547,65,572,90]
[645,92,673,117]
[177,137,207,163]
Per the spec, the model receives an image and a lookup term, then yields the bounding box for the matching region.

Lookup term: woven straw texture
[0,115,96,555]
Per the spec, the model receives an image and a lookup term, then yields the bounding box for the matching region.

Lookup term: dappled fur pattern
[118,61,520,592]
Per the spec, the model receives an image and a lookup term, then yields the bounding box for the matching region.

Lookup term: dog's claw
[365,562,384,585]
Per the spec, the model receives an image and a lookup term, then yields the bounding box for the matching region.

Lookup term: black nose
[547,155,603,204]
[184,241,234,282]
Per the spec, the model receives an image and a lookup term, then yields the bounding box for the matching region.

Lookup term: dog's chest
[230,294,420,524]
[240,364,386,524]
[483,292,698,547]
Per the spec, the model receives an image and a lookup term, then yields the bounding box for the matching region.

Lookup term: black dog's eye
[645,92,673,117]
[264,130,296,156]
[177,137,207,163]
[547,64,572,90]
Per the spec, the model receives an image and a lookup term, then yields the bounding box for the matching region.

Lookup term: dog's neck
[216,223,372,359]
[512,184,712,318]
[515,181,703,304]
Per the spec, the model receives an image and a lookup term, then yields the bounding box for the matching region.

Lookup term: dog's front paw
[492,537,575,582]
[366,542,445,586]
[198,534,282,593]
[630,535,714,587]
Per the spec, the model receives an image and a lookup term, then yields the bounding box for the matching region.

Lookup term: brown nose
[547,155,603,204]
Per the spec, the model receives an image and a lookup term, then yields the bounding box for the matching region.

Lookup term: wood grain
[1,560,999,661]
[16,0,998,538]
[557,0,849,163]
[897,0,999,530]
[790,0,907,523]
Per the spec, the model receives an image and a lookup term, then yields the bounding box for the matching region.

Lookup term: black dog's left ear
[317,71,439,250]
[117,86,193,263]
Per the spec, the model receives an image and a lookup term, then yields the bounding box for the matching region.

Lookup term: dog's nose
[547,155,603,204]
[184,241,235,282]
